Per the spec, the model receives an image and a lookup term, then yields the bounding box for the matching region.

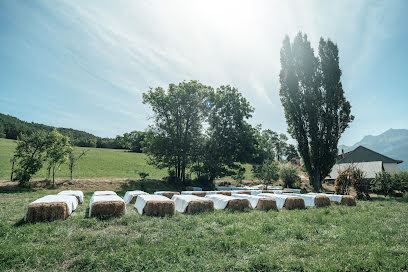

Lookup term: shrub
[253,159,280,185]
[351,168,372,200]
[374,171,393,197]
[335,169,352,195]
[138,172,149,180]
[279,163,301,188]
[392,171,408,193]
[232,167,246,185]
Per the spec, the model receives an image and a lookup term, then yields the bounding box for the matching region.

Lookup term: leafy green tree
[142,80,210,183]
[374,171,393,197]
[271,133,288,161]
[253,159,280,185]
[200,85,256,182]
[232,167,246,185]
[279,32,354,192]
[13,131,50,186]
[45,129,72,186]
[68,149,88,180]
[279,163,301,188]
[285,144,299,161]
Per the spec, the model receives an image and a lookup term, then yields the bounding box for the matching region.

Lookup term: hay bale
[314,196,331,207]
[255,198,278,211]
[236,190,251,195]
[143,201,175,216]
[58,190,84,204]
[217,191,232,196]
[283,197,306,210]
[90,201,125,218]
[225,198,250,211]
[155,191,180,199]
[191,192,206,197]
[25,203,68,223]
[261,190,275,194]
[340,195,356,206]
[185,200,214,214]
[282,191,294,194]
[124,190,149,204]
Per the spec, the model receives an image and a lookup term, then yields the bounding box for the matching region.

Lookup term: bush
[351,168,372,200]
[138,172,149,180]
[279,163,301,188]
[253,159,280,185]
[392,171,408,193]
[335,169,352,195]
[374,171,393,197]
[232,167,246,185]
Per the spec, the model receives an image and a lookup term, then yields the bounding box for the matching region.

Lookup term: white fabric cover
[25,195,78,221]
[258,193,295,209]
[192,187,202,191]
[250,190,263,196]
[92,191,117,197]
[58,190,84,203]
[291,194,316,207]
[171,195,211,213]
[135,194,173,215]
[181,191,199,195]
[88,194,126,217]
[205,191,218,195]
[205,194,242,210]
[123,190,149,204]
[231,193,264,209]
[307,193,343,203]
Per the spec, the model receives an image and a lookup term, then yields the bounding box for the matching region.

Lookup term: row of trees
[142,81,299,185]
[13,129,87,186]
[0,113,145,151]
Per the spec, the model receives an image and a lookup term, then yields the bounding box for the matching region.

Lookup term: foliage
[117,131,146,152]
[374,171,393,197]
[142,80,210,183]
[351,168,372,200]
[13,131,52,186]
[68,149,88,180]
[279,163,301,188]
[253,159,280,185]
[279,32,354,192]
[334,169,352,195]
[138,172,149,180]
[392,171,408,193]
[232,167,246,185]
[285,144,299,161]
[45,129,72,185]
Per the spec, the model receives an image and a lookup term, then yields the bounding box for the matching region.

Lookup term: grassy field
[0,138,256,181]
[0,187,407,271]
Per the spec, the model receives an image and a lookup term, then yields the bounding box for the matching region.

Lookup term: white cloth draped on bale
[171,195,211,213]
[58,190,84,203]
[24,195,78,221]
[92,191,117,197]
[135,194,173,215]
[123,190,149,204]
[250,190,263,196]
[257,193,297,209]
[290,194,316,207]
[231,193,266,209]
[88,194,126,217]
[181,191,196,195]
[307,193,343,203]
[205,194,242,210]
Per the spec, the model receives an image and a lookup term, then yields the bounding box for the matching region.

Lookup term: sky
[0,0,407,146]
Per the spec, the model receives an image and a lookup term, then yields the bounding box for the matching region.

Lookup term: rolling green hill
[0,138,256,181]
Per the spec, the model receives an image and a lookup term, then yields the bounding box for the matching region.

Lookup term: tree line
[0,113,145,152]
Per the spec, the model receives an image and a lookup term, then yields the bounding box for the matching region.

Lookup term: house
[326,146,403,180]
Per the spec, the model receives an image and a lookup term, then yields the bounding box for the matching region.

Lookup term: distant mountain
[339,129,408,169]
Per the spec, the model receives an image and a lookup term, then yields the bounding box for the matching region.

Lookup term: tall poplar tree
[279,32,354,191]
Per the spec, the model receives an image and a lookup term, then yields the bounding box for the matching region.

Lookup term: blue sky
[0,0,407,146]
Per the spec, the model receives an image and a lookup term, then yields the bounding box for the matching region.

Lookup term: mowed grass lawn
[0,138,256,181]
[1,189,407,271]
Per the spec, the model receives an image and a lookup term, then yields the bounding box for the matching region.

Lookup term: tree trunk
[52,166,55,186]
[311,170,321,192]
[70,168,73,180]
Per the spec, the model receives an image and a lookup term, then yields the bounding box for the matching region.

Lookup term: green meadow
[0,138,255,181]
[0,189,407,271]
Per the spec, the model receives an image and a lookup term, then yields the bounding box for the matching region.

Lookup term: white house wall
[383,163,398,173]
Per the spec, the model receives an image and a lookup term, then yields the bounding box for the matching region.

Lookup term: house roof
[327,161,383,179]
[337,146,403,164]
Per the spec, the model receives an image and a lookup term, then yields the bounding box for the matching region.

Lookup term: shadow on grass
[0,185,36,194]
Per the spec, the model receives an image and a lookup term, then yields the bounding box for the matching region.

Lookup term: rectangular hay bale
[283,197,306,210]
[255,198,278,211]
[25,203,69,223]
